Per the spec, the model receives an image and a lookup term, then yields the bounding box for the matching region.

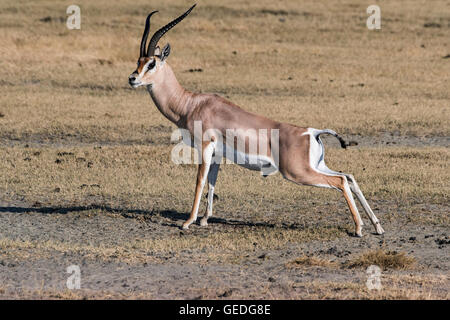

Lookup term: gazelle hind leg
[315,167,364,232]
[287,171,364,237]
[317,160,383,235]
[182,141,215,230]
[325,174,364,237]
[285,172,363,236]
[200,162,220,226]
[344,174,384,234]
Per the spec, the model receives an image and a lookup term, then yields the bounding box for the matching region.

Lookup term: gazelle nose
[129,76,136,82]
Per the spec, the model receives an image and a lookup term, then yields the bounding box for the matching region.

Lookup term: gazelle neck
[146,62,193,127]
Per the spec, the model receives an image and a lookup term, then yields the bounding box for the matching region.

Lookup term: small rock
[98,59,113,65]
[219,289,233,298]
[39,16,52,23]
[32,201,42,208]
[435,237,450,246]
[57,152,74,157]
[423,22,441,28]
[187,68,203,73]
[39,16,65,23]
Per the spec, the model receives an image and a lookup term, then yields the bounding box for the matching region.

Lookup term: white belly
[221,144,278,176]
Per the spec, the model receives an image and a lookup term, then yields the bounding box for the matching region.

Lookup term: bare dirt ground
[0,0,449,299]
[0,197,448,299]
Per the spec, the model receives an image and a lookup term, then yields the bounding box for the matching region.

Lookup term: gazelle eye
[147,60,156,70]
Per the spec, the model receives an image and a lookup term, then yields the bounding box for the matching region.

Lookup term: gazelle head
[128,4,196,89]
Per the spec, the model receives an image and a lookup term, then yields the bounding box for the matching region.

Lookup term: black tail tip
[338,137,347,149]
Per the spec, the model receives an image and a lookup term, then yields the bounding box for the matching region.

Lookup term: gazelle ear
[154,46,161,57]
[161,43,171,61]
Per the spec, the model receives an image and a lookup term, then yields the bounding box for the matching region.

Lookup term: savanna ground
[0,0,449,299]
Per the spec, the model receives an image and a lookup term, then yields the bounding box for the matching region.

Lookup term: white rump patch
[302,128,341,189]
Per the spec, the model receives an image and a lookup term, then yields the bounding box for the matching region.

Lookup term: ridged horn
[140,11,158,57]
[147,4,196,57]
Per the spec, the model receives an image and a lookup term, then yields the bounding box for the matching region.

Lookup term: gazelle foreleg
[182,140,215,230]
[200,162,220,227]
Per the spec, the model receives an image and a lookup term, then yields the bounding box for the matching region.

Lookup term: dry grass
[0,287,155,300]
[0,0,448,224]
[291,274,449,299]
[0,146,448,224]
[286,256,336,268]
[287,250,417,271]
[346,249,416,270]
[0,237,157,264]
[0,0,449,144]
[0,223,342,265]
[2,274,447,300]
